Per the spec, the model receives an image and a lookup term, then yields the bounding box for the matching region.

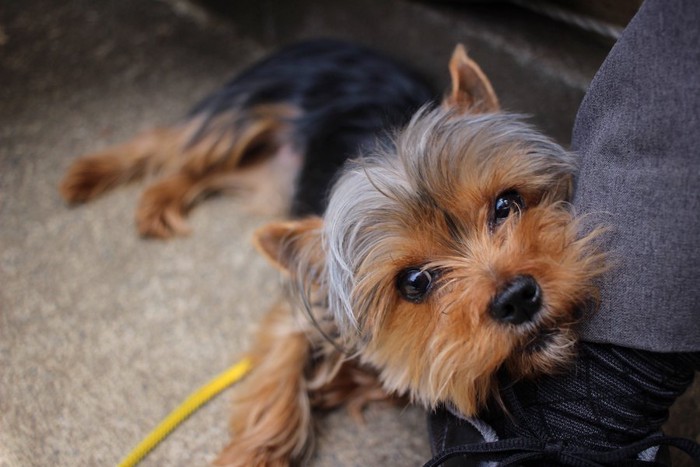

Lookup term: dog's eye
[493,190,524,225]
[396,268,433,303]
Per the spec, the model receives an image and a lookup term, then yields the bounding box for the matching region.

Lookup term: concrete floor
[0,0,696,466]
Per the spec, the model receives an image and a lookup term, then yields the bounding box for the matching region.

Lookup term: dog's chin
[508,326,578,378]
[523,327,560,353]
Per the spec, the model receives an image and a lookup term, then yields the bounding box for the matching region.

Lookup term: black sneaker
[425,343,700,466]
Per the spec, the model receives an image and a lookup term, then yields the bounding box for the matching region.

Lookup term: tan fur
[252,218,325,275]
[215,300,394,467]
[445,44,499,113]
[309,360,400,423]
[215,302,314,467]
[60,127,184,203]
[60,105,301,238]
[355,204,606,415]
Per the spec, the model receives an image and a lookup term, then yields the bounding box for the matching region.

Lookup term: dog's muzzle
[489,275,542,325]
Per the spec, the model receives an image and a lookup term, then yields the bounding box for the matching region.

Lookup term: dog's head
[254,46,606,416]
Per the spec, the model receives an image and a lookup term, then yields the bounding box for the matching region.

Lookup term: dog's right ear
[253,217,324,276]
[444,44,500,114]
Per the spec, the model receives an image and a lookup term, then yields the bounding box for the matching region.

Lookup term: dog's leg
[60,127,184,204]
[309,359,398,423]
[135,107,298,239]
[216,301,315,467]
[136,143,300,238]
[135,172,201,238]
[216,299,396,467]
[61,105,300,238]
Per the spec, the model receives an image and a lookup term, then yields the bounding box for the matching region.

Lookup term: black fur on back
[186,39,435,216]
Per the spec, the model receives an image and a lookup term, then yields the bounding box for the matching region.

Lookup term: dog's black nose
[490,275,542,325]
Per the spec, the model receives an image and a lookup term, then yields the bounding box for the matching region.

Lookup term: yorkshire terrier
[60,39,606,466]
[217,45,606,466]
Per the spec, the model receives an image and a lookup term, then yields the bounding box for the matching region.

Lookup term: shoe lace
[423,433,700,466]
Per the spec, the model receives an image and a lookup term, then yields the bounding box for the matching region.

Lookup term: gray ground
[0,1,696,466]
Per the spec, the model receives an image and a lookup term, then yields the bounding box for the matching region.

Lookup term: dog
[214,46,606,466]
[59,39,605,465]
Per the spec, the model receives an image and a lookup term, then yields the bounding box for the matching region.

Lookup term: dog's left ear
[253,217,324,277]
[444,44,500,114]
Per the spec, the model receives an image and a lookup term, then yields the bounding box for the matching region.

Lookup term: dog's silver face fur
[324,107,579,336]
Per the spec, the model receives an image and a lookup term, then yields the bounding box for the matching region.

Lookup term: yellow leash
[117,358,252,467]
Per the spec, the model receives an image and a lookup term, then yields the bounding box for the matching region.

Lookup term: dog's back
[60,39,434,236]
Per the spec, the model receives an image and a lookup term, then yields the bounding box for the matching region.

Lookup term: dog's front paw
[215,440,293,467]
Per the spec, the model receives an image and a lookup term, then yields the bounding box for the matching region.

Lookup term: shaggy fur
[316,108,606,415]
